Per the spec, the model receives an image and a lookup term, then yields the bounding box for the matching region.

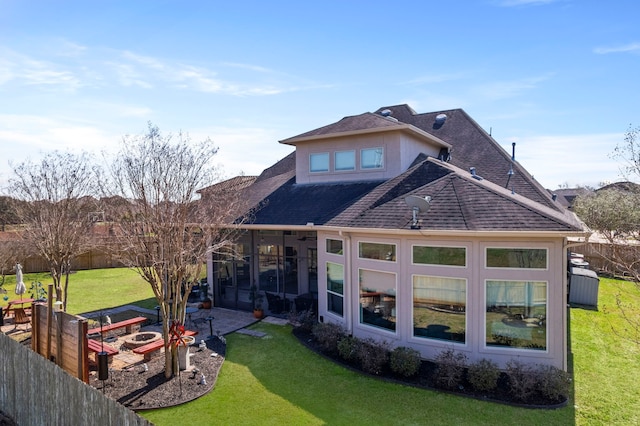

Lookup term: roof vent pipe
[469,167,484,181]
[506,142,516,192]
[380,109,392,117]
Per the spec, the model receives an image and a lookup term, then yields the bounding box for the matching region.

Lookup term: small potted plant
[249,285,264,319]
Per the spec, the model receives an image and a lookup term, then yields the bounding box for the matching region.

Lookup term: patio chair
[13,307,30,330]
[264,292,291,315]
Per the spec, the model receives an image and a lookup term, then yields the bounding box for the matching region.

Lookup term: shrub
[355,337,390,375]
[337,335,359,362]
[467,358,500,392]
[289,309,317,333]
[311,322,345,354]
[433,349,468,390]
[389,346,421,377]
[535,364,571,401]
[505,359,537,402]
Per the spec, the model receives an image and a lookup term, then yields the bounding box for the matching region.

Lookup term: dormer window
[335,150,355,171]
[361,147,384,169]
[310,152,329,173]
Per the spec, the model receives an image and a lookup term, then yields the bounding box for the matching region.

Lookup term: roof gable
[373,105,559,211]
[328,158,582,232]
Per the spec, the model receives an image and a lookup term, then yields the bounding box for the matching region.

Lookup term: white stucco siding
[294,131,442,184]
[316,230,568,370]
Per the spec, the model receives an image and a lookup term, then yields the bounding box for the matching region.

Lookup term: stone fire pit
[123,331,162,349]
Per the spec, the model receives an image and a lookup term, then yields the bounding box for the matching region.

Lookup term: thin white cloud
[1,43,321,97]
[593,42,640,54]
[222,62,273,73]
[0,49,82,90]
[507,132,623,188]
[497,0,559,6]
[189,126,294,177]
[404,72,470,86]
[106,61,154,88]
[472,74,553,101]
[122,50,166,70]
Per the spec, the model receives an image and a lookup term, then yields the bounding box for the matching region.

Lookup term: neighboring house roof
[198,175,258,197]
[237,105,584,234]
[549,187,593,210]
[597,181,640,193]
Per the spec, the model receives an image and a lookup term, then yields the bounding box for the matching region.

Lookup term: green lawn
[1,267,156,314]
[2,268,639,425]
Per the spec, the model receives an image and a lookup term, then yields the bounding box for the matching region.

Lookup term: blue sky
[1,0,639,190]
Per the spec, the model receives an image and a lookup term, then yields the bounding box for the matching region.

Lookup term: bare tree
[613,125,640,182]
[574,125,640,343]
[102,123,250,378]
[7,151,98,311]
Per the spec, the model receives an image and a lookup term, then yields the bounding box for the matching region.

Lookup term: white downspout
[341,230,353,334]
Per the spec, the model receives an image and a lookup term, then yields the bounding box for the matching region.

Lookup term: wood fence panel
[1,333,152,426]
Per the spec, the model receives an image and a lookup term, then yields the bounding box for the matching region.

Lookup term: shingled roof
[371,105,558,210]
[239,105,583,234]
[327,158,582,232]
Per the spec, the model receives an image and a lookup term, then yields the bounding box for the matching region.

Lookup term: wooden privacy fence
[18,248,124,274]
[0,333,152,426]
[31,300,90,383]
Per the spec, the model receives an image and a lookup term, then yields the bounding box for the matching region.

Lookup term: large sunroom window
[326,239,343,255]
[359,269,396,332]
[359,242,396,262]
[413,275,466,343]
[413,245,466,267]
[326,262,344,316]
[485,280,547,350]
[486,248,547,269]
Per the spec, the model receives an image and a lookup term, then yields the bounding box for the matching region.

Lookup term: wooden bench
[133,330,198,362]
[87,338,119,365]
[87,316,148,337]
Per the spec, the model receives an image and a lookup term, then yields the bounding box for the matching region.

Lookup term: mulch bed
[89,336,226,411]
[292,327,568,409]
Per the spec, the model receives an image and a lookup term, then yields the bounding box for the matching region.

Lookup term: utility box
[569,267,600,307]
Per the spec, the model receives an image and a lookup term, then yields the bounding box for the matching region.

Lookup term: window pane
[328,293,344,316]
[361,147,384,169]
[485,280,547,350]
[335,150,355,171]
[310,153,329,172]
[413,275,466,343]
[327,262,344,295]
[327,262,344,316]
[359,242,396,261]
[359,269,396,331]
[486,248,547,269]
[326,239,343,255]
[258,244,281,292]
[413,246,466,267]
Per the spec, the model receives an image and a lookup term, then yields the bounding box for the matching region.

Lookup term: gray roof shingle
[239,105,583,234]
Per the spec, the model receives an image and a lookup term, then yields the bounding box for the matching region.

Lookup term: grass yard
[0,267,156,315]
[2,268,639,425]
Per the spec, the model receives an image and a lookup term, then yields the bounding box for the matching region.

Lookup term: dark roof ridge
[432,158,583,230]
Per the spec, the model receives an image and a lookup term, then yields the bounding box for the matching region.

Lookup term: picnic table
[87,316,148,337]
[3,298,35,318]
[133,330,198,361]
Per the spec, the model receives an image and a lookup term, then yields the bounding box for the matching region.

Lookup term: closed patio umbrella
[15,263,26,300]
